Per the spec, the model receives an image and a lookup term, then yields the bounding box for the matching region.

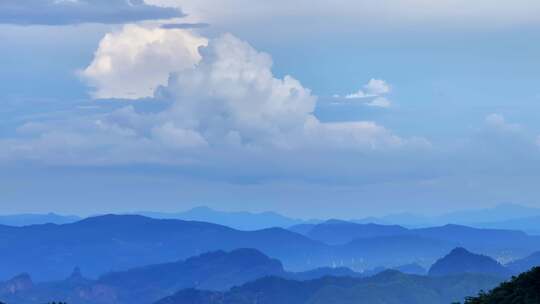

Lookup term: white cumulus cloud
[345,79,391,99]
[334,79,393,108]
[366,97,392,108]
[1,28,429,181]
[81,24,207,99]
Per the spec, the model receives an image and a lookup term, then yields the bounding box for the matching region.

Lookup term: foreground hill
[156,270,502,304]
[429,248,511,277]
[464,267,540,304]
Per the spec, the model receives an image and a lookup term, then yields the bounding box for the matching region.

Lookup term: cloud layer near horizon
[0,0,183,25]
[146,0,540,32]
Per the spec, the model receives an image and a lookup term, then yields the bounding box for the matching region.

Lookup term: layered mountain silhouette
[428,248,511,277]
[290,220,408,245]
[287,267,363,281]
[338,234,453,269]
[472,216,540,235]
[140,207,307,231]
[0,249,366,304]
[0,245,531,304]
[156,270,502,304]
[3,203,539,234]
[2,215,539,282]
[97,249,285,303]
[0,274,33,295]
[0,213,80,226]
[291,220,539,260]
[0,215,331,281]
[393,263,427,275]
[506,251,540,274]
[0,249,278,304]
[352,203,540,230]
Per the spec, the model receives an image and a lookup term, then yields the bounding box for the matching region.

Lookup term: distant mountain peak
[429,247,511,277]
[323,219,352,225]
[139,206,304,231]
[68,267,84,281]
[0,273,34,294]
[293,220,410,245]
[185,248,283,269]
[0,213,80,227]
[450,247,470,254]
[77,214,154,225]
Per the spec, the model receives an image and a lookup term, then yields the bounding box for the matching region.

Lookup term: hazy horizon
[0,202,538,222]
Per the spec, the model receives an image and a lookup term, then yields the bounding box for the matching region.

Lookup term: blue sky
[1,0,539,218]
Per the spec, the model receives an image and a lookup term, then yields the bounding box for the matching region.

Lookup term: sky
[0,0,539,218]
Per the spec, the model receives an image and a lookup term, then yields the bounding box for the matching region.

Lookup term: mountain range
[0,213,80,226]
[0,249,281,304]
[506,251,540,274]
[0,248,374,304]
[141,204,540,234]
[2,215,539,282]
[2,203,539,234]
[0,215,331,281]
[157,270,503,304]
[291,220,540,264]
[289,219,408,245]
[1,246,537,304]
[138,207,309,231]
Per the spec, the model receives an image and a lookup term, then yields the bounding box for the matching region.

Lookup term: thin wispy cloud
[160,23,210,29]
[0,0,183,25]
[334,79,393,108]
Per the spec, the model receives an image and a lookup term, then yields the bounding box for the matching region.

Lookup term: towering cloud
[81,25,207,99]
[1,28,423,169]
[91,31,409,152]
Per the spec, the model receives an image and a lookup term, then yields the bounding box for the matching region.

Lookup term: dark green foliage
[464,267,540,304]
